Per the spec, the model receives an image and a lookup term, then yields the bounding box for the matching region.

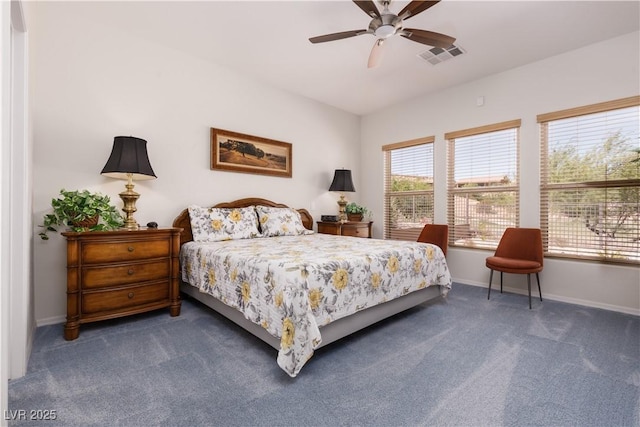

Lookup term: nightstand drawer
[82,259,170,289]
[81,239,170,264]
[342,225,369,237]
[317,222,340,235]
[82,281,169,314]
[317,221,372,238]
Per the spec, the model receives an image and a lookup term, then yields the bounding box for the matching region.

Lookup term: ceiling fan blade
[309,29,369,44]
[353,0,381,19]
[368,39,385,69]
[398,1,440,20]
[400,28,455,48]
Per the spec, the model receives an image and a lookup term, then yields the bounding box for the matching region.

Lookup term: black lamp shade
[101,136,156,180]
[329,169,355,192]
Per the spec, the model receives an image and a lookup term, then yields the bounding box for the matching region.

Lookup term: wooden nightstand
[317,221,373,238]
[61,227,182,340]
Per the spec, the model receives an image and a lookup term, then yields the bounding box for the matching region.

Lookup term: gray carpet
[8,283,640,426]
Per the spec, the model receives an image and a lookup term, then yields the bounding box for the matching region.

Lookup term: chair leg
[500,272,503,294]
[527,273,532,309]
[536,272,542,301]
[488,270,494,300]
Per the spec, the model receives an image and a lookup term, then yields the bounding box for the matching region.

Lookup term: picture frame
[211,128,292,178]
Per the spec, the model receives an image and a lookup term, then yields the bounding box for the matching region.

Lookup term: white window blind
[539,96,640,264]
[446,120,521,249]
[383,137,434,241]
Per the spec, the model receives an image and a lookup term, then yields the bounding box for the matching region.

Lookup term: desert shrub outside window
[539,96,640,264]
[446,120,521,249]
[383,137,434,241]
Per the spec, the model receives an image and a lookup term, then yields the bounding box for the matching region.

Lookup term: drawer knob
[127,246,135,252]
[127,269,134,275]
[128,292,134,299]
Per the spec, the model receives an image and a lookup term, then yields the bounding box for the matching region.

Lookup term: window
[539,96,640,264]
[383,137,434,241]
[446,120,521,249]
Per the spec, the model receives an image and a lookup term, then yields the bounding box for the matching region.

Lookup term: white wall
[360,31,640,315]
[31,2,360,324]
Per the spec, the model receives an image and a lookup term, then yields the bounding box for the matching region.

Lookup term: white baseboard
[36,315,65,327]
[456,279,640,317]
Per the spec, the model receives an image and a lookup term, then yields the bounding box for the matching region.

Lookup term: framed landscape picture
[210,128,292,178]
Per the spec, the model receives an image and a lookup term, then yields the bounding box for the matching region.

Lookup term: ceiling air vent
[418,44,465,65]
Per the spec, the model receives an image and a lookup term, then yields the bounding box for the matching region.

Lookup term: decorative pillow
[188,205,261,242]
[255,206,312,237]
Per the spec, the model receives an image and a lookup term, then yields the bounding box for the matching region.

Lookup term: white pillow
[255,206,311,237]
[188,205,261,242]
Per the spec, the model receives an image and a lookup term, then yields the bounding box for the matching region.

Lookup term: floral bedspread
[180,233,452,377]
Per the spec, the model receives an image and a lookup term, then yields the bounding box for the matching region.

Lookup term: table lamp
[329,169,355,222]
[101,136,156,230]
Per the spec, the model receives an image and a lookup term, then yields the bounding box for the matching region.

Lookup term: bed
[173,198,452,377]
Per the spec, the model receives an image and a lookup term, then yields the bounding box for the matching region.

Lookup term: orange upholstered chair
[417,224,449,257]
[486,227,543,309]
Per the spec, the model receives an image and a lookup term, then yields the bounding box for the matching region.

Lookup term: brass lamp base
[337,194,348,223]
[120,175,140,230]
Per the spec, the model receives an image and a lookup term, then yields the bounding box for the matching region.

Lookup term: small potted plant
[39,189,124,240]
[345,202,368,222]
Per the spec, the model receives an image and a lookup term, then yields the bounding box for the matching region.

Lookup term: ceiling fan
[309,0,456,68]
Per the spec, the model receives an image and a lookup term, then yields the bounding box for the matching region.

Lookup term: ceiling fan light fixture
[374,24,396,38]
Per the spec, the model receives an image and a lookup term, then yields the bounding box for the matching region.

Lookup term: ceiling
[69,1,639,116]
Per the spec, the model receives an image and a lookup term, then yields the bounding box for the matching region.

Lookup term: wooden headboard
[172,197,314,247]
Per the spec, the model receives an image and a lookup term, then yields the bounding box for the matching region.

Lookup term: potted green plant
[39,189,124,240]
[345,202,368,222]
